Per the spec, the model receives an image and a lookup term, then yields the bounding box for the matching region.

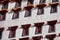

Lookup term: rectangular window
[15,0,21,7]
[32,36,43,40]
[50,6,57,13]
[52,0,59,2]
[12,12,19,19]
[0,31,2,39]
[0,14,6,21]
[22,24,31,36]
[34,22,44,34]
[0,28,4,39]
[35,27,42,34]
[48,20,57,33]
[3,1,8,9]
[9,30,16,38]
[11,39,16,40]
[28,0,33,4]
[40,0,45,3]
[22,29,29,36]
[45,34,56,40]
[8,26,18,38]
[37,8,44,15]
[19,37,29,40]
[24,10,31,17]
[15,2,20,8]
[48,25,55,33]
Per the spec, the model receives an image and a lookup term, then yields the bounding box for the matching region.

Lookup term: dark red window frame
[50,4,58,13]
[19,37,29,40]
[15,0,22,6]
[21,24,31,36]
[47,20,57,33]
[0,28,4,39]
[28,0,33,4]
[45,34,56,40]
[37,8,44,15]
[32,36,43,40]
[0,14,6,21]
[0,10,7,21]
[24,6,33,17]
[8,26,18,38]
[25,10,31,17]
[40,0,45,3]
[12,8,21,19]
[52,0,59,2]
[34,22,44,34]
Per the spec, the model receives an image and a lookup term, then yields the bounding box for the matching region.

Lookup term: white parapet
[21,1,28,9]
[33,0,40,7]
[2,31,10,39]
[57,5,60,22]
[55,23,60,34]
[8,2,16,12]
[0,4,3,11]
[42,25,49,36]
[16,28,23,38]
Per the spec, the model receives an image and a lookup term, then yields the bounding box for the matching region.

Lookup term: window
[15,0,22,7]
[48,25,55,33]
[19,37,29,40]
[50,5,57,13]
[58,34,60,36]
[22,28,29,36]
[11,39,16,40]
[47,20,57,33]
[34,22,44,34]
[8,26,18,38]
[12,12,19,19]
[35,27,42,34]
[0,9,7,21]
[28,0,33,4]
[0,28,4,39]
[9,30,15,38]
[3,0,8,9]
[40,0,45,3]
[0,14,6,21]
[37,8,44,15]
[15,2,20,8]
[24,4,33,17]
[45,34,56,40]
[32,36,43,40]
[24,10,31,17]
[22,24,31,36]
[0,31,2,39]
[52,0,59,2]
[12,7,21,19]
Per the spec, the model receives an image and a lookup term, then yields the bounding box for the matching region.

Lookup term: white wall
[0,1,60,40]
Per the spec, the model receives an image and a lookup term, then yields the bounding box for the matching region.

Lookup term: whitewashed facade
[0,0,60,40]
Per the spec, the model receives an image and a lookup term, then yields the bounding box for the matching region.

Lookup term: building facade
[0,0,60,40]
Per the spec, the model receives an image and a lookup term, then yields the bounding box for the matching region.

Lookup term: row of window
[0,34,57,40]
[0,20,57,39]
[0,0,59,11]
[0,5,57,21]
[0,0,59,4]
